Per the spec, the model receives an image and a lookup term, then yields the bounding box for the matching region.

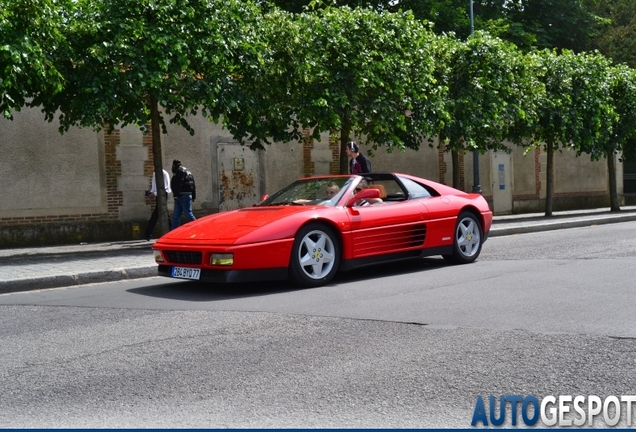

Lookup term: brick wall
[0,127,145,247]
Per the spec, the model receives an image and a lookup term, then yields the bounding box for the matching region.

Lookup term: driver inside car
[354,179,383,206]
[323,182,340,199]
[294,182,341,204]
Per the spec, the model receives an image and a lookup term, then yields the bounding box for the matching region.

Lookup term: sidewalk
[2,206,636,294]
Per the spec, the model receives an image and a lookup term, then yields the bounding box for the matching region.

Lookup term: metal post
[469,0,475,35]
[470,0,482,194]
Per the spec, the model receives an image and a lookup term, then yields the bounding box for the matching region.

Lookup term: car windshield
[258,177,355,207]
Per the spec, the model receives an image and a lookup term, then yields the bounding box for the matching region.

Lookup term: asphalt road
[0,222,635,428]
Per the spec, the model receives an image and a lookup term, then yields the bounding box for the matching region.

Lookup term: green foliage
[492,0,600,52]
[589,0,636,68]
[530,50,578,150]
[38,0,264,135]
[530,49,615,154]
[570,52,616,159]
[438,31,542,153]
[5,0,636,172]
[220,8,306,149]
[266,0,604,52]
[590,64,636,160]
[296,7,445,151]
[0,0,67,119]
[528,49,617,214]
[224,6,447,159]
[386,0,472,38]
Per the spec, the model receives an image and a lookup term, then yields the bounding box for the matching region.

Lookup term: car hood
[156,206,325,245]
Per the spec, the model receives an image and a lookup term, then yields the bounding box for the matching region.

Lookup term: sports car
[152,172,493,287]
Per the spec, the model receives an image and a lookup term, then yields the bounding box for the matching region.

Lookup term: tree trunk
[150,96,170,235]
[608,150,620,212]
[339,108,352,174]
[451,149,460,189]
[545,140,554,217]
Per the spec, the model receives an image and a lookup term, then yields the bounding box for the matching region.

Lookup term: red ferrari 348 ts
[153,172,493,287]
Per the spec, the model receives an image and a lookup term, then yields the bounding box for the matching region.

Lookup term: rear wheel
[443,211,483,264]
[289,223,340,287]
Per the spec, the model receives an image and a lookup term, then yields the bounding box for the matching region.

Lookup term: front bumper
[157,265,288,283]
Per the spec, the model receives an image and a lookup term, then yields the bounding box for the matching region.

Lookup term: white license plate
[171,266,201,280]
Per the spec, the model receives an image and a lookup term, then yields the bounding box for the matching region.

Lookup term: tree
[569,52,616,210]
[578,64,636,211]
[482,0,601,52]
[268,0,603,51]
[530,49,615,216]
[589,0,636,68]
[219,8,306,150]
[0,0,67,119]
[224,6,447,173]
[38,0,265,235]
[386,0,473,38]
[301,7,448,172]
[438,31,541,189]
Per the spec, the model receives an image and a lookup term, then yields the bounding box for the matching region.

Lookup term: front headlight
[211,253,233,266]
[154,250,164,262]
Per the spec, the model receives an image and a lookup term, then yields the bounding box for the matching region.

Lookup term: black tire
[442,211,483,264]
[288,223,340,287]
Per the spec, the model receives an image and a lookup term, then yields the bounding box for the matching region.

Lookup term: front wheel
[443,211,483,264]
[289,223,340,287]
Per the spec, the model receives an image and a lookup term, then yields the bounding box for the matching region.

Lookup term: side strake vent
[354,224,427,256]
[164,251,202,265]
[412,225,426,246]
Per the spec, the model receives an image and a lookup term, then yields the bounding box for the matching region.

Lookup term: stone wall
[0,108,624,247]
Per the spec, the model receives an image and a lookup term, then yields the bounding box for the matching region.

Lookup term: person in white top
[144,169,172,240]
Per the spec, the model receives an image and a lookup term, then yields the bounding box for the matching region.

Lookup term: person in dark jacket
[345,141,372,175]
[170,159,196,229]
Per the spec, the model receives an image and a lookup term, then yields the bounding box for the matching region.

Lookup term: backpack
[182,169,195,191]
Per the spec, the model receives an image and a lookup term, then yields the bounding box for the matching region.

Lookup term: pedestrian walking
[345,141,372,175]
[143,168,172,240]
[170,159,197,229]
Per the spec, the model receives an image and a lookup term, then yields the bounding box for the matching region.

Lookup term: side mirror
[346,188,380,207]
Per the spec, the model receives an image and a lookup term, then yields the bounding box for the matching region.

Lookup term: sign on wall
[217,144,261,211]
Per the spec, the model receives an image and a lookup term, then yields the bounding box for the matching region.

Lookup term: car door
[347,201,429,258]
[420,196,459,248]
[397,176,458,249]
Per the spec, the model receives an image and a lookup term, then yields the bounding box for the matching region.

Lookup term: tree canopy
[436,31,541,187]
[529,49,616,215]
[0,0,67,119]
[224,6,447,173]
[40,0,263,135]
[4,0,636,212]
[267,0,604,51]
[589,0,636,67]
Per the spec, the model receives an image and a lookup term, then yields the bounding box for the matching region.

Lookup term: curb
[489,214,636,237]
[0,243,153,261]
[2,214,636,294]
[0,266,158,294]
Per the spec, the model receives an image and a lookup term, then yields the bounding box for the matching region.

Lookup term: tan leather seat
[368,184,387,199]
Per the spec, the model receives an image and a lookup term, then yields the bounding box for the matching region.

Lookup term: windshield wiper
[268,201,305,206]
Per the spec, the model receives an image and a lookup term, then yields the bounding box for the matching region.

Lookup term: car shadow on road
[128,257,451,302]
[333,257,449,285]
[127,278,298,301]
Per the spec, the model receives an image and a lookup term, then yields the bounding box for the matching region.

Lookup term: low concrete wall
[0,221,145,248]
